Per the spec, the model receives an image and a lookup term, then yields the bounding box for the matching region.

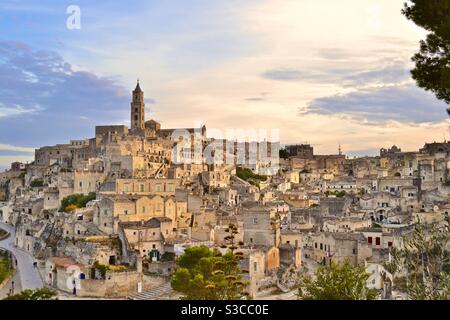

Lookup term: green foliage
[236,167,267,184]
[325,190,347,198]
[30,179,44,188]
[386,218,450,300]
[443,179,450,186]
[298,260,379,300]
[3,288,57,300]
[0,229,7,239]
[0,254,13,284]
[279,148,290,160]
[92,261,109,279]
[402,1,450,109]
[224,224,239,251]
[160,252,176,262]
[60,192,96,212]
[171,246,248,300]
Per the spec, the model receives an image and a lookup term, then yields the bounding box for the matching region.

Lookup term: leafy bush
[236,167,267,182]
[171,246,248,300]
[30,179,44,188]
[60,192,96,212]
[298,260,378,300]
[279,148,290,160]
[0,256,13,284]
[92,261,109,279]
[4,288,57,300]
[160,252,175,262]
[325,190,347,198]
[65,204,78,212]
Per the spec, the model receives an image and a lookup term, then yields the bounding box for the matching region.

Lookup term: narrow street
[0,222,44,298]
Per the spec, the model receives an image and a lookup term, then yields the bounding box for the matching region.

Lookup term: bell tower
[131,80,145,131]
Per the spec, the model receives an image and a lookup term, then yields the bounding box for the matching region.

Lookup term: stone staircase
[128,282,173,300]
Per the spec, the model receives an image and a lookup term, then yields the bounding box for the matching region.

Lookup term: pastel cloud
[306,84,449,124]
[0,41,132,147]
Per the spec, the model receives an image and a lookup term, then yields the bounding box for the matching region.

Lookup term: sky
[0,0,449,170]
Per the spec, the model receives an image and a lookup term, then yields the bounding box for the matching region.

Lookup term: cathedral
[35,81,207,178]
[128,80,206,140]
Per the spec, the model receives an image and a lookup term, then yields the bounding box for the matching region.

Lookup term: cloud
[261,68,304,81]
[306,84,449,124]
[261,63,411,86]
[0,41,138,147]
[343,64,411,86]
[0,144,35,153]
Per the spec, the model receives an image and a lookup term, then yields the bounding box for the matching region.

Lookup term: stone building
[120,217,174,259]
[310,232,372,266]
[95,194,186,234]
[242,206,280,247]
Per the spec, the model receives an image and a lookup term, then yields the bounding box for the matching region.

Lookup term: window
[139,184,144,192]
[152,244,156,249]
[320,243,323,250]
[368,237,373,244]
[376,237,381,246]
[142,206,146,213]
[156,204,161,211]
[352,249,356,254]
[388,242,393,247]
[124,210,128,215]
[315,242,317,249]
[253,262,257,272]
[253,217,258,225]
[156,184,162,192]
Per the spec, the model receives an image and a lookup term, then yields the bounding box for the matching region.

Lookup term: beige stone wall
[43,191,60,210]
[280,233,302,247]
[116,178,179,196]
[74,171,105,195]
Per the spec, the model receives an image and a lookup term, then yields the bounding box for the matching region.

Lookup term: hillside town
[0,82,449,300]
